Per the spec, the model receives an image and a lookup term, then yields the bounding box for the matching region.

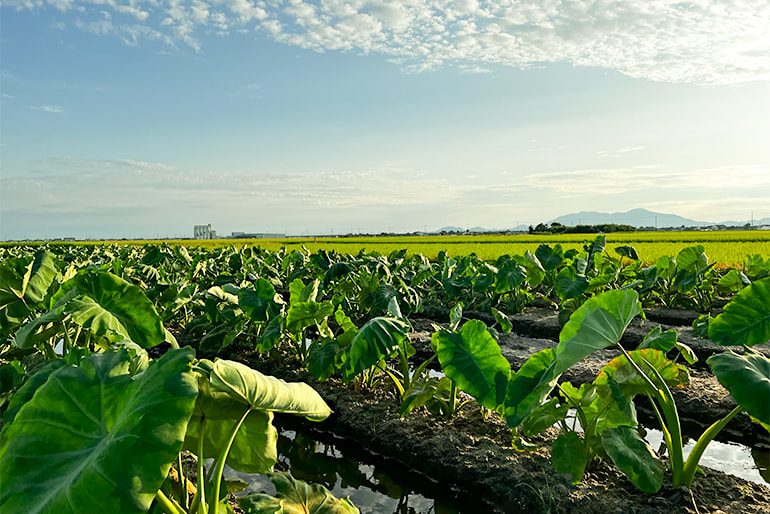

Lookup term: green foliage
[709,277,770,346]
[0,348,198,514]
[601,426,663,493]
[433,320,511,410]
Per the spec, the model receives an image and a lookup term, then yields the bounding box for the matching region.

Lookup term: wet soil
[214,305,770,514]
[409,310,770,447]
[251,361,770,514]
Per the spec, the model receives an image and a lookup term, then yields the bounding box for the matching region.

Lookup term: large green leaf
[0,359,66,437]
[13,288,75,349]
[22,251,59,306]
[24,270,167,349]
[286,300,334,333]
[535,244,563,272]
[0,251,58,330]
[707,349,770,426]
[184,378,277,474]
[554,289,642,375]
[637,326,678,353]
[602,426,663,493]
[709,277,770,347]
[554,267,589,300]
[210,359,332,421]
[717,269,750,295]
[551,431,586,484]
[504,348,559,428]
[521,397,568,437]
[434,320,511,409]
[0,348,198,514]
[494,259,527,293]
[341,317,409,382]
[239,472,359,514]
[240,278,283,322]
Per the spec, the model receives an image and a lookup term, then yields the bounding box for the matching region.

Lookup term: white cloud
[4,0,769,83]
[524,164,770,196]
[30,105,65,113]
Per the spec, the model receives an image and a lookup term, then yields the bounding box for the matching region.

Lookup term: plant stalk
[679,405,743,487]
[208,408,251,511]
[155,490,186,514]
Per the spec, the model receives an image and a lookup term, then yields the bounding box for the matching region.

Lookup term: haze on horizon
[1,0,769,241]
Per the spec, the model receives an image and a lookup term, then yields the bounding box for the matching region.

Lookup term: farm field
[7,230,770,268]
[1,240,769,513]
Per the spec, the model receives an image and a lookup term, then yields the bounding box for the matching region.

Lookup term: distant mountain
[547,208,763,229]
[434,226,464,233]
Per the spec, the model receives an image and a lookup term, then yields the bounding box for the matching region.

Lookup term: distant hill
[548,208,764,229]
[434,226,464,233]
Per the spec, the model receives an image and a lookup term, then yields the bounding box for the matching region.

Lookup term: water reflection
[230,428,465,514]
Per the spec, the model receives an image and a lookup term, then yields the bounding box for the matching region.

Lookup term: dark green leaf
[615,246,639,260]
[504,349,559,428]
[0,348,198,514]
[434,320,511,409]
[707,350,770,426]
[602,426,663,493]
[551,431,586,484]
[341,317,409,382]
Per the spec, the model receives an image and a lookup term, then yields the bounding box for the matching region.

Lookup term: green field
[6,230,770,267]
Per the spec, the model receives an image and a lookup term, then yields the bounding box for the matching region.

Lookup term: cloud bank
[4,0,769,84]
[2,157,767,239]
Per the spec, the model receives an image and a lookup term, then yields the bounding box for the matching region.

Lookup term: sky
[1,0,769,240]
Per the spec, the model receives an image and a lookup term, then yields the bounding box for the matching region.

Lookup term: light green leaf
[554,289,642,375]
[287,301,334,333]
[210,359,332,421]
[239,472,359,514]
[53,270,166,348]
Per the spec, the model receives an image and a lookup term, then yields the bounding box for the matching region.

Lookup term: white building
[193,224,216,239]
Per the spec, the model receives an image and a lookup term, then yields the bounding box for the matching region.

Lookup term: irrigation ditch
[225,307,770,514]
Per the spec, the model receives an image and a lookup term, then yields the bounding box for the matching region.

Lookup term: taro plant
[11,268,175,357]
[0,347,337,514]
[507,280,770,491]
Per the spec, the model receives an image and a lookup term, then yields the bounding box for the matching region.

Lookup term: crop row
[1,240,769,512]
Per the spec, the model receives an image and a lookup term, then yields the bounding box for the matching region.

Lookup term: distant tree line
[528,222,636,234]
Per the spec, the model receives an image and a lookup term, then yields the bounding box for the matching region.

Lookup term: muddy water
[225,421,768,514]
[229,428,473,514]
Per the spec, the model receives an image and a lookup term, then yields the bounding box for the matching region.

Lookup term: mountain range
[434,209,769,233]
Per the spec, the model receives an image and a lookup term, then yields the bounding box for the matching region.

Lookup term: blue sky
[1,0,769,240]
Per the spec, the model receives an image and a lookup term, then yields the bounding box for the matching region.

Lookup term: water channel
[226,420,768,514]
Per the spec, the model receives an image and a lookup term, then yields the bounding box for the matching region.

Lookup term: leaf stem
[155,490,186,514]
[209,408,251,511]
